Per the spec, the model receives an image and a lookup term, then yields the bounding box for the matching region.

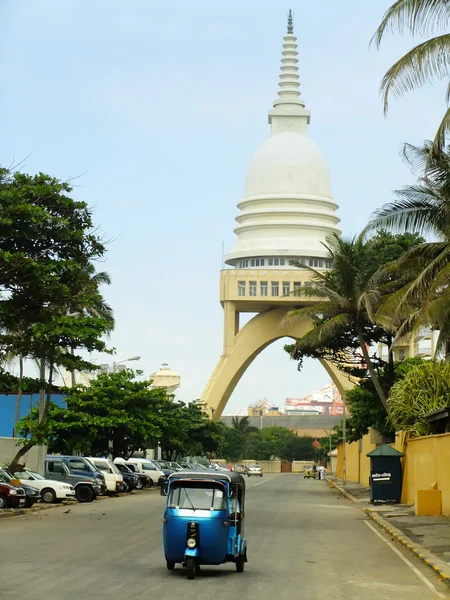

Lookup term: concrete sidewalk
[328,475,450,585]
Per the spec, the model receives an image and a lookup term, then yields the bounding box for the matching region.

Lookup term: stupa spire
[287,9,294,34]
[272,10,305,110]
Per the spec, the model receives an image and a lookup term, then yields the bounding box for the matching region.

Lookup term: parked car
[114,459,152,489]
[210,463,229,472]
[166,461,182,471]
[45,456,104,502]
[85,457,124,494]
[111,462,139,492]
[247,463,263,477]
[13,469,76,503]
[0,469,41,507]
[232,465,248,474]
[0,480,26,509]
[149,460,176,478]
[122,458,166,487]
[193,462,210,470]
[180,462,195,470]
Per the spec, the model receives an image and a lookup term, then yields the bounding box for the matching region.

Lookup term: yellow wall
[336,431,450,517]
[346,441,360,482]
[359,433,377,488]
[402,433,450,515]
[336,443,343,479]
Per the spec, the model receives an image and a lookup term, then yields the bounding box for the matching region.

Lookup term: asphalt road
[1,474,448,599]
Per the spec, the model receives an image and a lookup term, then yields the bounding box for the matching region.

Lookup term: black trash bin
[367,444,404,504]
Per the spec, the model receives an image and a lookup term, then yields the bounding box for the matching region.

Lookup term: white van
[85,457,124,493]
[123,458,165,486]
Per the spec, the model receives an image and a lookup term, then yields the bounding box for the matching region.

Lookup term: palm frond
[283,303,333,324]
[431,104,450,156]
[380,34,450,113]
[91,271,112,286]
[371,0,450,47]
[292,313,351,353]
[369,191,444,235]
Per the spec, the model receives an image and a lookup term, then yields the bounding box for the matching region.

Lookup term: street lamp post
[111,356,140,373]
[107,356,140,459]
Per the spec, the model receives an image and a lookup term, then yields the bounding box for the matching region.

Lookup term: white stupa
[225,10,341,267]
[150,363,180,394]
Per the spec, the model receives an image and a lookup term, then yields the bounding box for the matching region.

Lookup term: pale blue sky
[1,1,445,413]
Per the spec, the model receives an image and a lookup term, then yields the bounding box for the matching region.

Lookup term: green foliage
[278,435,318,462]
[372,1,450,154]
[219,423,320,462]
[370,144,450,355]
[244,433,275,461]
[16,371,223,459]
[285,230,424,379]
[231,416,258,436]
[388,360,450,437]
[343,358,424,442]
[218,426,246,462]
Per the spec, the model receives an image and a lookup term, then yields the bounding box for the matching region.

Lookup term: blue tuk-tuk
[161,470,247,579]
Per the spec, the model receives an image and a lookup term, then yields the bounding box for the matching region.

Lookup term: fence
[336,429,450,516]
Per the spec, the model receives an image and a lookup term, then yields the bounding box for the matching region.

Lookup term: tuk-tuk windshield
[168,484,227,510]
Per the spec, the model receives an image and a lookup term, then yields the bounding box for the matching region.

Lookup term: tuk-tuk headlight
[187,538,196,549]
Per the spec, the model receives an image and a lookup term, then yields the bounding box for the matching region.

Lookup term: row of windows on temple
[237,280,314,297]
[236,257,332,269]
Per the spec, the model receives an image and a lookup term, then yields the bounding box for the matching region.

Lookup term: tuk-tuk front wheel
[236,553,245,573]
[186,556,196,580]
[166,561,175,571]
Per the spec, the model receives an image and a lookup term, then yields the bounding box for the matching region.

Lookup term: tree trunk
[70,346,76,387]
[13,356,24,437]
[356,326,389,413]
[9,354,54,473]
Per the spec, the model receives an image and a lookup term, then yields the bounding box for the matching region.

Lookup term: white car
[247,464,263,477]
[120,458,165,486]
[14,469,76,503]
[85,457,124,494]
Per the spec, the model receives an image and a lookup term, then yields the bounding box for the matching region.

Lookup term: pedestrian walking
[317,465,325,480]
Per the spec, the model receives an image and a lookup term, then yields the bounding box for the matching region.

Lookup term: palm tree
[369,142,450,353]
[372,0,450,155]
[231,416,258,436]
[67,266,114,385]
[284,234,390,412]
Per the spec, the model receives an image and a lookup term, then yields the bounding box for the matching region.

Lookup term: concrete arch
[201,306,354,419]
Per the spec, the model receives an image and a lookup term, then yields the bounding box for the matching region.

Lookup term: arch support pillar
[201,307,354,419]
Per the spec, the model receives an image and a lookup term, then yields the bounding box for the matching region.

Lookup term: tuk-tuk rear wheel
[166,561,175,571]
[186,556,196,580]
[236,554,245,573]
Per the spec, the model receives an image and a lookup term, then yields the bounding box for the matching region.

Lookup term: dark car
[0,469,41,508]
[150,460,176,478]
[114,463,139,492]
[0,480,26,509]
[118,463,152,489]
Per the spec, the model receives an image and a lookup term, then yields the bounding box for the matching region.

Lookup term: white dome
[224,29,341,266]
[244,132,332,200]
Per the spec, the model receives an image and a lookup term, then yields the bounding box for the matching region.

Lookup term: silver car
[247,464,263,477]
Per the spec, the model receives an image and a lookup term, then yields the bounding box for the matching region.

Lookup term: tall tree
[285,234,394,411]
[369,143,450,352]
[0,169,112,471]
[285,230,424,386]
[372,0,450,154]
[231,416,258,436]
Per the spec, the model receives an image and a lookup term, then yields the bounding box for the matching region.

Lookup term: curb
[0,486,158,520]
[326,477,450,586]
[0,501,71,520]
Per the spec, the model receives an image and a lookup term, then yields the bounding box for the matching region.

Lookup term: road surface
[1,474,448,599]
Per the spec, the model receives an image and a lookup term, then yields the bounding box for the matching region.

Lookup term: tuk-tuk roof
[168,470,246,490]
